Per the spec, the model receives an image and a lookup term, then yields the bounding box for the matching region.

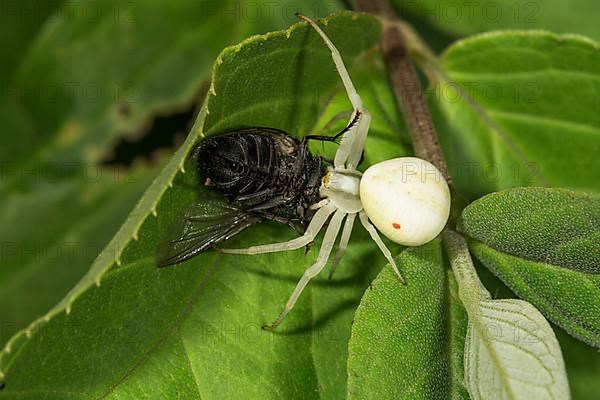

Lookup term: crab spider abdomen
[359,157,451,246]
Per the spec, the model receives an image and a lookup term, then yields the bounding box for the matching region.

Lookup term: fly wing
[156,197,259,267]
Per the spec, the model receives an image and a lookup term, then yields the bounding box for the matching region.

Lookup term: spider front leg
[344,109,371,170]
[263,209,346,331]
[298,14,371,170]
[220,202,335,255]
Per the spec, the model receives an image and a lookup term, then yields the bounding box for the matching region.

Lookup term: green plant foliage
[474,260,600,400]
[1,3,598,398]
[558,330,600,399]
[0,14,408,398]
[477,266,600,399]
[0,0,342,164]
[0,0,63,78]
[463,298,569,399]
[391,0,600,40]
[0,169,157,349]
[444,230,570,400]
[459,188,600,347]
[0,0,344,353]
[347,241,470,400]
[428,32,600,199]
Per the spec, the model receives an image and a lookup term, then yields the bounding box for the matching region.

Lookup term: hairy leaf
[464,299,569,400]
[459,188,600,347]
[444,231,569,400]
[459,188,600,274]
[348,241,470,400]
[477,264,600,399]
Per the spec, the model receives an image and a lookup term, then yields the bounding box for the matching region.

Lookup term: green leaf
[464,299,570,400]
[469,252,600,399]
[0,0,62,164]
[391,0,600,40]
[2,0,343,165]
[0,0,343,355]
[468,244,600,349]
[311,53,412,165]
[428,32,600,199]
[0,13,408,398]
[348,240,470,400]
[458,188,600,347]
[444,230,569,400]
[0,168,156,349]
[0,0,63,78]
[459,188,600,274]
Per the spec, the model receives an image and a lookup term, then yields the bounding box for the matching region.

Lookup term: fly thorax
[320,168,363,213]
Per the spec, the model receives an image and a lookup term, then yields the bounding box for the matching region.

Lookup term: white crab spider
[223,14,451,330]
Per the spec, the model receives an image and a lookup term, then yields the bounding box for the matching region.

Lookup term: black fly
[156,124,355,267]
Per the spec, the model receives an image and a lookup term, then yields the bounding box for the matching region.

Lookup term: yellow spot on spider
[323,172,331,188]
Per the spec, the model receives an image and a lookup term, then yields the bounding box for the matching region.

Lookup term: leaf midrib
[468,317,519,400]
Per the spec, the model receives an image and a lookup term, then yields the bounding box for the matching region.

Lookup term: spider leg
[345,109,371,170]
[263,209,346,331]
[310,199,331,210]
[220,202,335,255]
[298,14,362,110]
[328,212,356,280]
[297,14,370,170]
[359,211,405,284]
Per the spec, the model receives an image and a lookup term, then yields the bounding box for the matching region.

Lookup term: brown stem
[353,0,451,184]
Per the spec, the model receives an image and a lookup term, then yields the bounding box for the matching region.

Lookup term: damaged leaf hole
[103,99,202,167]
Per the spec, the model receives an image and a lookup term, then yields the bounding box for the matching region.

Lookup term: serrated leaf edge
[0,10,372,381]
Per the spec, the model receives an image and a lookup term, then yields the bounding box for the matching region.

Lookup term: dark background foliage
[1,1,598,398]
